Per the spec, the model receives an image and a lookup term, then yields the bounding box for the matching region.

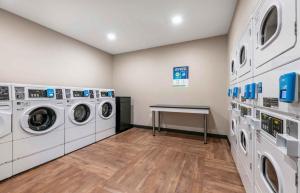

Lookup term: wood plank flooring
[0,128,245,193]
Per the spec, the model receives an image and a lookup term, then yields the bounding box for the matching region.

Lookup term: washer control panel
[261,113,283,138]
[0,86,9,101]
[73,90,90,98]
[55,89,63,100]
[101,91,115,98]
[89,90,94,99]
[28,88,54,98]
[14,87,25,100]
[240,106,251,117]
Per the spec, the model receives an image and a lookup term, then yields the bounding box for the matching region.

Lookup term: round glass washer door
[231,119,236,135]
[240,130,247,153]
[261,156,280,193]
[27,107,57,133]
[99,101,114,119]
[260,6,279,46]
[73,104,91,123]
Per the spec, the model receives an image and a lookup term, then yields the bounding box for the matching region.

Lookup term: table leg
[152,111,156,136]
[204,115,208,144]
[158,111,161,132]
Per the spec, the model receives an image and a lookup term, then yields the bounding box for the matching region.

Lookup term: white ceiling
[0,0,237,54]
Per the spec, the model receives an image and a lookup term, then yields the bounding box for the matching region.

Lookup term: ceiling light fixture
[107,33,116,41]
[171,15,183,25]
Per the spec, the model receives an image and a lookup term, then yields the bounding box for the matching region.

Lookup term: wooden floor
[0,128,245,193]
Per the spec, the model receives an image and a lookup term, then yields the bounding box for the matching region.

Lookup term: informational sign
[173,66,189,87]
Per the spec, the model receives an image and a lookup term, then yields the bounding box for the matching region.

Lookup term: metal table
[150,105,210,144]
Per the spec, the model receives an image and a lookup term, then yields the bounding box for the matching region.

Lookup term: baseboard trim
[133,124,228,139]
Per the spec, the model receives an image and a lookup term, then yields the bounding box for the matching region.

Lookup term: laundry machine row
[0,84,116,181]
[230,0,300,88]
[228,0,300,192]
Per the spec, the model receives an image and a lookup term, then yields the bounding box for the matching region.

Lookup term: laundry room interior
[0,0,299,193]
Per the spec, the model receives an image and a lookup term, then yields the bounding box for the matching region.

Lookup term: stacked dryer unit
[95,89,116,141]
[0,84,13,181]
[252,0,300,192]
[12,84,65,174]
[228,0,300,193]
[64,87,96,154]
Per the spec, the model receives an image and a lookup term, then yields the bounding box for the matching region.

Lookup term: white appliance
[12,85,65,174]
[253,109,298,193]
[229,101,240,165]
[253,0,298,76]
[253,59,300,116]
[0,84,12,181]
[237,103,255,193]
[95,89,116,141]
[64,87,95,154]
[237,20,253,82]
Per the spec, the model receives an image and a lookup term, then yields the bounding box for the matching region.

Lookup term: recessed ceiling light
[107,33,116,41]
[171,15,183,25]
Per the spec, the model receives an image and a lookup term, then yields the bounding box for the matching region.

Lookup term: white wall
[0,9,113,88]
[113,36,229,135]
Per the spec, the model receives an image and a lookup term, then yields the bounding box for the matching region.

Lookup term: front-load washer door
[255,133,297,193]
[253,0,296,74]
[229,50,237,84]
[239,129,248,155]
[0,109,12,138]
[20,105,64,135]
[69,103,94,125]
[230,118,237,145]
[237,22,252,82]
[98,100,115,120]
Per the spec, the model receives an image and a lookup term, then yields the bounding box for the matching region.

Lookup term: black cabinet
[116,97,132,133]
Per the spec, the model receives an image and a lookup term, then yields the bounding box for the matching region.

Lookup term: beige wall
[0,9,113,88]
[228,0,260,62]
[113,36,229,135]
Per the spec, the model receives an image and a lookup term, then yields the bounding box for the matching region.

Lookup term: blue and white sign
[173,66,189,86]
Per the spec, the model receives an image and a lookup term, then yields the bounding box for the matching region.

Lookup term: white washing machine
[253,0,298,76]
[12,85,65,175]
[64,87,95,154]
[95,89,116,142]
[253,109,298,193]
[253,58,300,116]
[237,103,255,193]
[0,84,12,181]
[237,20,253,82]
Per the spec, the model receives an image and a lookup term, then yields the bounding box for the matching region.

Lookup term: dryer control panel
[240,106,251,117]
[261,113,283,138]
